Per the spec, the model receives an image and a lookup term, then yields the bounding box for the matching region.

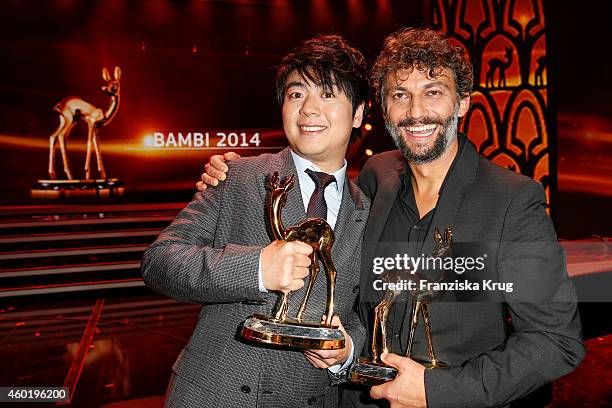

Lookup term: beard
[385,104,459,164]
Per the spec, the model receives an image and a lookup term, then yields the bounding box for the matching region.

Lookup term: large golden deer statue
[48,66,121,180]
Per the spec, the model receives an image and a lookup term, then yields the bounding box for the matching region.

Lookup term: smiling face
[383,67,470,164]
[282,70,364,172]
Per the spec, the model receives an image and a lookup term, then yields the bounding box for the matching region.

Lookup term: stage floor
[0,288,198,407]
[0,287,610,407]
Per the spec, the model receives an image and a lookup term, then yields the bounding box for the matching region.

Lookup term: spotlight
[365,149,373,156]
[364,123,372,131]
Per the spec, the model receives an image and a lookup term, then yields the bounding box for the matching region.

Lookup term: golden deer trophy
[241,172,345,350]
[350,228,452,385]
[48,66,121,180]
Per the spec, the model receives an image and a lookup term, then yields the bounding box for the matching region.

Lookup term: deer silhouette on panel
[486,47,513,88]
[48,66,121,180]
[535,56,547,86]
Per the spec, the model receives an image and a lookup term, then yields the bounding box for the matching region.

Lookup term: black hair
[275,35,369,142]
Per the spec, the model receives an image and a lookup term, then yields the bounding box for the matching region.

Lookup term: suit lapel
[419,135,479,254]
[419,176,465,255]
[397,135,479,351]
[266,148,306,231]
[363,161,404,245]
[332,175,369,260]
[360,160,404,308]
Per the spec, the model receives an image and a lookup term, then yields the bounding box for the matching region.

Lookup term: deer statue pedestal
[349,228,453,385]
[242,314,345,350]
[240,172,345,350]
[349,357,399,385]
[31,178,124,199]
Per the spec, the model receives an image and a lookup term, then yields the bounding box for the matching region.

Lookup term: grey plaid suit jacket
[142,147,369,408]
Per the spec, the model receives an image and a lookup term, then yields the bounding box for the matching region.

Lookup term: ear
[457,95,471,118]
[102,68,111,81]
[352,102,365,128]
[114,66,122,81]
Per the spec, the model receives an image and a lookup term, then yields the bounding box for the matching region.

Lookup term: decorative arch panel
[430,0,555,211]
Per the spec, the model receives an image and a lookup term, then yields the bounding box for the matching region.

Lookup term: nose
[299,94,320,117]
[407,95,427,121]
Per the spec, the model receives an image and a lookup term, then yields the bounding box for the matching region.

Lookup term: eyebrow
[423,81,452,91]
[285,81,306,90]
[387,81,453,94]
[387,85,408,94]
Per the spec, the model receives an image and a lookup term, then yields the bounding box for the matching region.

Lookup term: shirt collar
[290,149,346,198]
[400,133,467,198]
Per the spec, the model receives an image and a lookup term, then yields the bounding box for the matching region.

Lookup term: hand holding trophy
[240,172,345,350]
[350,227,453,385]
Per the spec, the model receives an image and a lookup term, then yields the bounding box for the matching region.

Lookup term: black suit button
[352,285,360,294]
[307,396,316,405]
[241,385,251,394]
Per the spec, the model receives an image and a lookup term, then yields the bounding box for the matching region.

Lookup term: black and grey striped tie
[305,169,336,220]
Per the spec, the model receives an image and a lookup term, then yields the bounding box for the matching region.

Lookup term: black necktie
[305,169,336,220]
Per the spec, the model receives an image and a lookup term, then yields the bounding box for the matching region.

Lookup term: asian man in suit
[142,35,370,408]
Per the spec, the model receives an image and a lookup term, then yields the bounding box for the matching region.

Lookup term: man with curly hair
[348,27,584,408]
[198,27,584,408]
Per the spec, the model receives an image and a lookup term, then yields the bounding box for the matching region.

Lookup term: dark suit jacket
[342,135,584,408]
[142,148,369,408]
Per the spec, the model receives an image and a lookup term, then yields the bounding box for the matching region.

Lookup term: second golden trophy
[350,227,453,385]
[240,172,345,350]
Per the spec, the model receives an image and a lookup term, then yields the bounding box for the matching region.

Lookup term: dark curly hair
[275,35,369,142]
[371,27,473,112]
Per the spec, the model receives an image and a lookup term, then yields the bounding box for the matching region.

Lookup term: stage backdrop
[0,0,560,212]
[0,0,428,204]
[429,0,554,212]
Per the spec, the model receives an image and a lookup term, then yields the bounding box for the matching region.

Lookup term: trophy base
[349,357,398,386]
[349,356,447,386]
[241,314,345,350]
[31,179,124,199]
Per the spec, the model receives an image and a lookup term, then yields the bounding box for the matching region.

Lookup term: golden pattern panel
[432,0,554,206]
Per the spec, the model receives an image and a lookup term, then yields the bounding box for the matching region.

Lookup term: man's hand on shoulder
[260,240,312,292]
[196,152,241,191]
